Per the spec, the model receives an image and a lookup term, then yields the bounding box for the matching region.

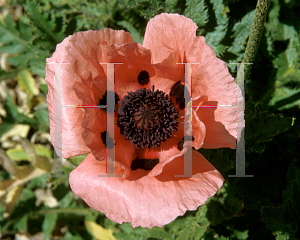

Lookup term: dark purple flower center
[130,158,159,170]
[117,86,179,148]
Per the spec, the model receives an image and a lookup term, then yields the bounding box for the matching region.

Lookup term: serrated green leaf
[125,0,165,19]
[204,0,228,56]
[25,1,65,43]
[42,213,58,240]
[228,10,255,57]
[271,24,299,75]
[5,13,18,34]
[185,0,208,27]
[18,16,34,42]
[0,14,30,48]
[195,204,210,238]
[0,12,49,78]
[29,57,48,77]
[265,0,300,109]
[177,216,201,240]
[164,216,188,234]
[149,227,169,238]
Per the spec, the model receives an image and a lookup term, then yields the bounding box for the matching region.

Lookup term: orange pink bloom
[46,13,244,228]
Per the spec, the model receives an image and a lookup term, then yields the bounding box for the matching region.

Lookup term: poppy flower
[46,13,244,228]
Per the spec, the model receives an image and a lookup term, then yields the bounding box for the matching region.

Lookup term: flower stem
[242,0,271,81]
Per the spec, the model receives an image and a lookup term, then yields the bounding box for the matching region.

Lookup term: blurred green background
[0,0,299,239]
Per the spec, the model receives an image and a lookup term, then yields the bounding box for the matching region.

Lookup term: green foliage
[265,0,300,110]
[228,10,255,61]
[33,109,50,132]
[42,213,58,239]
[262,160,300,239]
[0,0,64,77]
[1,92,37,132]
[204,0,228,56]
[24,1,65,43]
[185,0,208,28]
[125,0,165,18]
[245,104,294,153]
[117,20,144,44]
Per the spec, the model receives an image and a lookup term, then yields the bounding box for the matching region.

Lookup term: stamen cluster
[117,86,179,148]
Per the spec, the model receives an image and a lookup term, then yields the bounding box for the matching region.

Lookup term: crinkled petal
[81,107,136,177]
[151,50,184,93]
[143,13,243,148]
[69,151,224,228]
[46,64,90,158]
[191,44,244,148]
[46,29,133,158]
[146,99,206,177]
[143,13,198,63]
[101,43,155,98]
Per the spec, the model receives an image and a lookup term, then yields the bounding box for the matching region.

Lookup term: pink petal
[100,42,154,98]
[191,44,244,149]
[46,65,90,158]
[80,108,106,160]
[143,13,198,63]
[80,106,137,178]
[143,13,243,148]
[151,51,184,93]
[147,100,206,177]
[69,151,224,228]
[46,29,133,158]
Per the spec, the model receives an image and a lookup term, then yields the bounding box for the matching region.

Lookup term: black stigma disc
[138,70,150,86]
[117,86,179,149]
